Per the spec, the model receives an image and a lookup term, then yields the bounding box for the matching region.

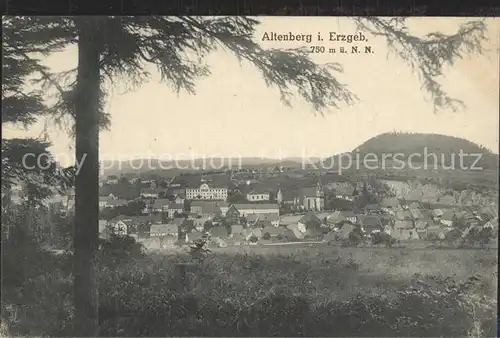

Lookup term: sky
[3,17,499,166]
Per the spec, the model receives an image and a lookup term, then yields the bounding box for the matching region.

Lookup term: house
[171,188,186,196]
[286,223,305,239]
[99,194,117,209]
[231,203,280,216]
[254,213,280,227]
[383,224,393,235]
[190,201,223,218]
[186,231,206,243]
[108,215,152,236]
[211,237,228,248]
[192,216,211,232]
[225,205,241,224]
[316,212,331,221]
[186,183,228,201]
[246,191,270,202]
[217,202,230,215]
[151,198,171,212]
[365,204,382,215]
[462,213,480,228]
[333,185,356,201]
[150,224,179,238]
[392,228,420,241]
[110,215,156,238]
[100,183,142,201]
[279,215,303,227]
[323,230,338,242]
[245,214,259,227]
[440,210,455,227]
[335,210,358,224]
[336,223,356,240]
[415,220,429,231]
[478,206,497,219]
[108,199,128,208]
[326,211,342,226]
[425,225,450,240]
[358,215,383,234]
[420,209,435,224]
[148,213,164,224]
[432,208,444,218]
[230,224,244,237]
[174,194,185,205]
[303,227,324,240]
[140,188,161,199]
[438,195,456,205]
[393,220,413,231]
[409,207,424,220]
[327,210,358,226]
[106,199,128,208]
[106,175,119,185]
[227,233,246,246]
[392,220,419,240]
[476,212,492,222]
[167,203,185,217]
[483,217,498,229]
[172,217,195,232]
[242,227,263,241]
[282,229,298,241]
[262,226,286,239]
[297,212,323,232]
[161,235,178,247]
[209,226,229,239]
[380,198,400,214]
[408,202,420,210]
[107,219,128,236]
[395,210,412,221]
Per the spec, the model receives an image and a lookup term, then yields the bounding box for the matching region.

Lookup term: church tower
[315,177,325,211]
[276,183,283,205]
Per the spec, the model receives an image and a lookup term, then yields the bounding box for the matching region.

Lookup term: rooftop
[232,203,279,210]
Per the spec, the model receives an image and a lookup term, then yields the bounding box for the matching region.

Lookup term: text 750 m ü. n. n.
[310,45,374,54]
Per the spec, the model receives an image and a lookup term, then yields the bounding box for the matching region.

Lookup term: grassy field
[209,243,498,284]
[3,237,498,337]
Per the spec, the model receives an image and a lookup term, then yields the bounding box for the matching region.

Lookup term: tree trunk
[73,18,102,337]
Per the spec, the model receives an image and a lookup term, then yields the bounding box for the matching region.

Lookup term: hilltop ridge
[320,132,498,170]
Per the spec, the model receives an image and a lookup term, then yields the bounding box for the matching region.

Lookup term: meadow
[2,236,498,337]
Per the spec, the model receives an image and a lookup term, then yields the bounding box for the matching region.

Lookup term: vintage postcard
[2,16,499,337]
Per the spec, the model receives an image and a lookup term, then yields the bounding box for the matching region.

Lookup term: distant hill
[320,132,499,171]
[100,157,319,178]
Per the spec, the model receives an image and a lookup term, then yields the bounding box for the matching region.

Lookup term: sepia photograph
[1,16,499,337]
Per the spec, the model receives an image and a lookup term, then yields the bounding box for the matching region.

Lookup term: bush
[249,235,259,243]
[2,227,73,337]
[372,232,396,247]
[98,234,145,268]
[346,228,364,247]
[3,224,496,337]
[95,260,496,337]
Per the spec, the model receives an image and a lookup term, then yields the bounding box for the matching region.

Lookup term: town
[24,167,496,250]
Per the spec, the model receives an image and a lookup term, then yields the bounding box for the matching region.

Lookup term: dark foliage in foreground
[1,232,496,337]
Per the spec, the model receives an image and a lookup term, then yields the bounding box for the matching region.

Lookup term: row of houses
[100,199,498,248]
[100,177,338,212]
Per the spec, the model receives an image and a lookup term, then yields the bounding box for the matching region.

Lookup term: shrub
[98,234,145,269]
[249,235,259,243]
[372,232,396,247]
[3,227,496,337]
